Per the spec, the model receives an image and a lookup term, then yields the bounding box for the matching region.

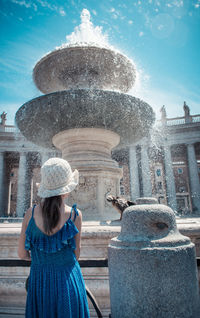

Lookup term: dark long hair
[41,195,62,235]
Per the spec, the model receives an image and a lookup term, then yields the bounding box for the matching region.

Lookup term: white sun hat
[37,157,79,198]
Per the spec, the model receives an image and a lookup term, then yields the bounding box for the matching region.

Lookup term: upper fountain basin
[33,46,136,94]
[15,89,155,149]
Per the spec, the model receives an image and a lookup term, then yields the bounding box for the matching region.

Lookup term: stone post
[140,142,152,197]
[163,145,177,210]
[108,204,200,318]
[16,152,27,217]
[129,145,140,200]
[187,143,200,213]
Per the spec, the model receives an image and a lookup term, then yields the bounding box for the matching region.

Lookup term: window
[177,198,185,209]
[156,169,161,176]
[120,185,125,195]
[156,182,163,193]
[157,182,162,190]
[179,186,186,193]
[177,168,183,174]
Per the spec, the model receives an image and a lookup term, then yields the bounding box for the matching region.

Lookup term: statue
[0,112,7,126]
[160,105,167,122]
[183,101,191,123]
[107,195,136,220]
[183,101,190,117]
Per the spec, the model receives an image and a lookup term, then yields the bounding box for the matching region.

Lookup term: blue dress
[25,204,90,318]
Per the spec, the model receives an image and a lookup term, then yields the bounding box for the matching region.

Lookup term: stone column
[7,180,12,215]
[24,164,33,211]
[140,143,152,197]
[163,145,177,211]
[41,152,50,166]
[129,145,140,200]
[187,143,200,213]
[16,152,27,217]
[0,152,4,215]
[0,155,12,216]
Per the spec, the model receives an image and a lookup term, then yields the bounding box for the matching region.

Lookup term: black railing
[0,258,108,268]
[0,257,199,267]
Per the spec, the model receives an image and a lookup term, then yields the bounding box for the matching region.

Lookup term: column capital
[19,151,27,156]
[140,136,151,147]
[186,141,195,147]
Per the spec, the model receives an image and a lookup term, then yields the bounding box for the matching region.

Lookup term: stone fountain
[1,11,199,316]
[15,9,154,221]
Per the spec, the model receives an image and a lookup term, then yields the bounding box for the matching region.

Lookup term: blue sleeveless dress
[25,204,90,318]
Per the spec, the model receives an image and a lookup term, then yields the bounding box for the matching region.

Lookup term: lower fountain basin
[15,89,155,149]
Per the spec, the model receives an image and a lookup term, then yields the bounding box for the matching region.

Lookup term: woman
[18,157,90,318]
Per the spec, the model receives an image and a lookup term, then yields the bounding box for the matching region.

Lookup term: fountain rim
[33,44,135,74]
[15,88,155,149]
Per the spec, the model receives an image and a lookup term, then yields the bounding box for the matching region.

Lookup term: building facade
[0,104,200,217]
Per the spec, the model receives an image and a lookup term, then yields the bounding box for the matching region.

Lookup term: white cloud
[11,0,65,16]
[33,3,37,11]
[11,0,31,8]
[128,20,133,24]
[59,8,66,16]
[139,31,144,36]
[112,13,118,19]
[173,0,184,7]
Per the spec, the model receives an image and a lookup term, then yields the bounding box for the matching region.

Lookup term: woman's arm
[74,209,82,260]
[18,208,32,260]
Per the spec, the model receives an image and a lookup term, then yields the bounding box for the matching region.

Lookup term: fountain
[15,9,155,221]
[1,11,199,316]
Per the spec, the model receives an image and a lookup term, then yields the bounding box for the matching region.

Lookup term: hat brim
[37,169,79,198]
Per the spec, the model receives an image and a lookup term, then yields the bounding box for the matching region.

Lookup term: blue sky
[0,0,200,125]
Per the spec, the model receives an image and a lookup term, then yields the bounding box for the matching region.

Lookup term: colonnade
[0,141,200,217]
[0,151,56,217]
[129,142,200,213]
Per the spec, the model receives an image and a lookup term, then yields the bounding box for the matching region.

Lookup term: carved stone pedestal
[53,128,122,220]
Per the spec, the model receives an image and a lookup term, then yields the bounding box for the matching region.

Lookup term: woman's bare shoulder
[77,208,82,217]
[24,207,32,222]
[24,204,39,225]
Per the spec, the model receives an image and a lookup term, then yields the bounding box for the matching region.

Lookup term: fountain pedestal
[53,128,122,220]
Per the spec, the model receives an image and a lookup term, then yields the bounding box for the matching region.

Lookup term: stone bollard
[108,204,200,318]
